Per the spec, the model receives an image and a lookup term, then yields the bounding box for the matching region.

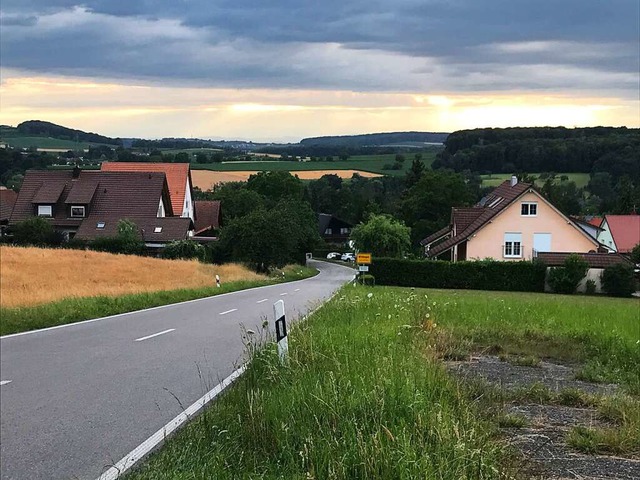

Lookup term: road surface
[0,260,354,480]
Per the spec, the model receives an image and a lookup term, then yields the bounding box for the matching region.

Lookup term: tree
[12,217,57,246]
[602,264,636,297]
[405,157,425,187]
[547,254,588,294]
[350,214,411,258]
[174,152,190,163]
[246,171,304,203]
[161,240,205,261]
[395,154,406,163]
[90,219,145,255]
[195,153,209,164]
[630,243,640,265]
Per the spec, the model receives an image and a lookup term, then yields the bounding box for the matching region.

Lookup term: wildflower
[367,293,373,299]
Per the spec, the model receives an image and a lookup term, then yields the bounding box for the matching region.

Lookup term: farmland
[127,285,639,479]
[1,135,96,150]
[480,172,591,188]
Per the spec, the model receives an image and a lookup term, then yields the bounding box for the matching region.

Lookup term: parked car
[326,252,341,259]
[341,253,355,262]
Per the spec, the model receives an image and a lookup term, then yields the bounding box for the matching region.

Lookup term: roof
[0,187,18,223]
[420,225,451,246]
[194,200,221,234]
[318,213,352,235]
[101,162,190,216]
[425,180,532,257]
[587,216,603,228]
[570,217,604,232]
[603,215,640,253]
[10,170,77,225]
[537,252,633,268]
[65,180,98,205]
[31,179,67,204]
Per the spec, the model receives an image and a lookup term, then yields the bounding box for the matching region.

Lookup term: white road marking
[294,288,300,292]
[279,293,288,296]
[0,380,12,386]
[219,309,238,315]
[256,299,268,304]
[95,365,246,480]
[134,329,175,342]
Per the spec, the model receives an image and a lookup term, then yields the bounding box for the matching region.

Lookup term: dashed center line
[256,299,268,304]
[134,329,175,342]
[294,288,300,292]
[279,293,288,296]
[0,380,12,386]
[219,309,238,315]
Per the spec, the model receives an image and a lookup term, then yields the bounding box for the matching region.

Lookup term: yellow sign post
[356,253,372,264]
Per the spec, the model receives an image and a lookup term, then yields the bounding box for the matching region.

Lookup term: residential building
[318,213,353,244]
[101,162,195,221]
[421,176,600,261]
[597,215,640,253]
[570,216,604,241]
[0,186,18,235]
[193,200,221,237]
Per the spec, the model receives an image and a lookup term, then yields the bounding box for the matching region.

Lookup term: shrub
[89,219,145,255]
[585,279,597,295]
[602,264,635,297]
[547,254,588,294]
[11,217,60,247]
[161,240,206,261]
[370,258,547,292]
[631,243,640,265]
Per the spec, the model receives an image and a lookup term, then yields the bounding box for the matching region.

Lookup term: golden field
[191,169,381,190]
[0,246,265,308]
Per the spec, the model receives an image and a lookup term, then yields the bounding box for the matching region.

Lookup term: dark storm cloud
[0,0,638,94]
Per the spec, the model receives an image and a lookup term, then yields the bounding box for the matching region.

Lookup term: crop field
[127,285,639,479]
[1,136,97,150]
[0,246,264,308]
[191,150,440,177]
[481,173,591,188]
[160,148,223,155]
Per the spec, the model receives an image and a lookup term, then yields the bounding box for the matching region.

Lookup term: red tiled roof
[537,252,633,268]
[0,188,18,223]
[587,216,603,227]
[101,162,190,216]
[194,200,221,234]
[452,207,485,232]
[604,215,640,253]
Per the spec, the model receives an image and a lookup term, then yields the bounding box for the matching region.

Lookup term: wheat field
[0,246,265,308]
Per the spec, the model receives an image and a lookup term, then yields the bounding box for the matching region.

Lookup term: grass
[190,150,440,176]
[0,245,265,308]
[480,173,591,188]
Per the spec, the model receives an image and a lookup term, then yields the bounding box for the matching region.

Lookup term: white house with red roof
[597,215,640,253]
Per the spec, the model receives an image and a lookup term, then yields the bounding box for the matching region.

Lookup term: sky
[1,1,639,142]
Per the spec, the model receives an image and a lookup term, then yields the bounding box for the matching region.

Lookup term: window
[37,205,52,217]
[340,227,350,235]
[70,206,85,218]
[154,227,163,233]
[504,233,522,258]
[96,221,105,229]
[521,202,537,216]
[324,228,332,235]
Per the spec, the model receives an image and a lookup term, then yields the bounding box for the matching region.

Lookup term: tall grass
[0,245,264,308]
[127,287,507,479]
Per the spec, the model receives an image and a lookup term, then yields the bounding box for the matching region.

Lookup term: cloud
[0,0,638,99]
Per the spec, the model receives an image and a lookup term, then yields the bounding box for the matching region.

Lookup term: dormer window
[70,206,86,218]
[37,205,52,217]
[521,202,537,216]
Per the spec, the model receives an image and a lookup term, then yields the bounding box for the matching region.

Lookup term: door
[533,233,552,255]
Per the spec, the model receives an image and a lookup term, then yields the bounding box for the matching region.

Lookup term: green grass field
[160,148,223,155]
[1,136,97,150]
[481,173,590,188]
[191,150,440,176]
[125,285,639,479]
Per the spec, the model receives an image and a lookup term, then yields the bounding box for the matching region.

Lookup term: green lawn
[481,173,591,188]
[191,150,440,176]
[125,286,639,479]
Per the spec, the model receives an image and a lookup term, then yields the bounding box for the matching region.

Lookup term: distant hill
[12,120,122,146]
[300,131,449,147]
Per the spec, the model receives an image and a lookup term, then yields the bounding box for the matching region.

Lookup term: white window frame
[70,205,85,218]
[340,227,350,235]
[324,228,332,235]
[37,205,52,217]
[504,232,523,258]
[521,202,538,217]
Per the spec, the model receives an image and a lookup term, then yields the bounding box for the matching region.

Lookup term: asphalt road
[0,260,354,480]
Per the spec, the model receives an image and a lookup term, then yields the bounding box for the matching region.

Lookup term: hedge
[370,258,547,292]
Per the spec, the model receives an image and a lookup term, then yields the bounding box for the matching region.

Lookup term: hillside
[300,131,449,147]
[0,246,264,308]
[1,121,122,149]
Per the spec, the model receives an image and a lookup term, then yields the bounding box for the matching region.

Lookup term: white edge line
[0,380,12,386]
[279,293,288,296]
[1,263,355,340]
[218,309,237,315]
[134,329,175,342]
[95,365,247,480]
[294,289,300,292]
[256,299,268,304]
[95,269,346,480]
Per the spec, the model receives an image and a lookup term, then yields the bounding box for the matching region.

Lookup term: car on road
[326,252,341,259]
[341,253,355,262]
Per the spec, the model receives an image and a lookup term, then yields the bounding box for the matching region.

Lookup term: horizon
[1,1,638,141]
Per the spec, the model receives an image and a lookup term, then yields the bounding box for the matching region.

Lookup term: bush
[585,279,597,295]
[11,217,61,247]
[602,264,636,297]
[161,240,206,261]
[370,258,547,292]
[89,219,145,255]
[547,254,588,294]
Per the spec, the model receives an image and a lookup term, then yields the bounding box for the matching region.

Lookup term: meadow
[481,173,591,188]
[126,285,639,479]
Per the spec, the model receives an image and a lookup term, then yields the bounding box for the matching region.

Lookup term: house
[570,216,605,241]
[101,162,195,221]
[537,252,634,294]
[318,213,353,244]
[0,186,18,235]
[597,215,640,253]
[421,176,601,261]
[9,169,193,248]
[193,200,221,237]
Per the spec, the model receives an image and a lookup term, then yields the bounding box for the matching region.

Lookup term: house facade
[318,213,353,244]
[422,177,600,261]
[597,215,640,253]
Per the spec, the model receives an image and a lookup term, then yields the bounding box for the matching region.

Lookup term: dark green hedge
[370,258,547,292]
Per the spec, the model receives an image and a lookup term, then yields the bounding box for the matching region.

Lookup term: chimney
[72,166,81,179]
[510,175,518,187]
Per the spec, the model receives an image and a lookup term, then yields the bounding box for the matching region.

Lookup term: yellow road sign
[356,253,372,264]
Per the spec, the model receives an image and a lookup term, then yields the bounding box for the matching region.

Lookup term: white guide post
[273,300,288,362]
